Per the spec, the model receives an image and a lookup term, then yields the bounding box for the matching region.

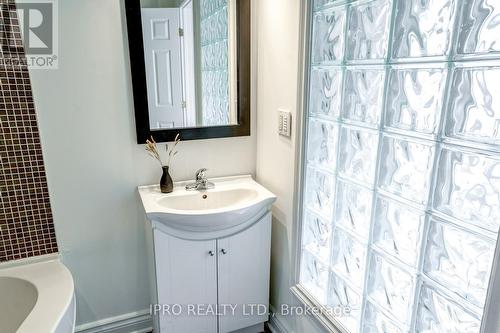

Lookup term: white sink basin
[157,188,259,211]
[138,175,276,239]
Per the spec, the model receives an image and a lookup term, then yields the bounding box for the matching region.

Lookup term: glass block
[202,97,229,126]
[415,284,482,333]
[366,253,415,324]
[312,7,346,64]
[444,65,500,147]
[433,147,500,232]
[314,0,347,12]
[330,228,367,288]
[343,67,385,126]
[361,301,405,333]
[423,218,495,308]
[309,68,343,120]
[457,0,500,56]
[307,118,339,171]
[300,250,329,304]
[200,4,229,129]
[372,196,425,267]
[200,0,227,18]
[304,166,336,219]
[202,71,228,98]
[346,0,391,61]
[302,209,333,263]
[378,135,435,205]
[201,40,228,70]
[392,0,458,59]
[338,126,379,186]
[385,66,448,136]
[200,6,228,45]
[335,180,373,240]
[327,273,362,333]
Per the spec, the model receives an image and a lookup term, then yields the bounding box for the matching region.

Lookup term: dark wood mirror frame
[124,0,251,143]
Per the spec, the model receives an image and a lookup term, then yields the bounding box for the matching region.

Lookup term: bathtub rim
[0,253,60,269]
[0,253,75,333]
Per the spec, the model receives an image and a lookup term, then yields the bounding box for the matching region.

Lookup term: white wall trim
[267,317,286,333]
[291,286,349,333]
[267,305,290,333]
[290,0,312,286]
[482,233,500,332]
[75,309,152,333]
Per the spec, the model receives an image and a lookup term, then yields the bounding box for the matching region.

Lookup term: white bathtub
[0,255,75,333]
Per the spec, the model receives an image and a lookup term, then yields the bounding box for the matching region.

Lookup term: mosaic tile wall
[299,0,500,332]
[0,0,58,262]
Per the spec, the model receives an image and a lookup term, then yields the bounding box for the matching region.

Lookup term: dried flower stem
[145,134,181,167]
[167,133,180,167]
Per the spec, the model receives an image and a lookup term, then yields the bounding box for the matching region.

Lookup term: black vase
[160,166,173,193]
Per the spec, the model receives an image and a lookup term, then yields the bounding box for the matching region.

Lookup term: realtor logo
[16,0,58,69]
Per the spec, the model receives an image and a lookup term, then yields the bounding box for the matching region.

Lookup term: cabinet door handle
[221,249,227,255]
[208,250,215,256]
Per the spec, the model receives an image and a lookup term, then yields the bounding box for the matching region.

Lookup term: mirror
[125,0,250,143]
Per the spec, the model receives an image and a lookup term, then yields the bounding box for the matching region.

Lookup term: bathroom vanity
[139,175,276,333]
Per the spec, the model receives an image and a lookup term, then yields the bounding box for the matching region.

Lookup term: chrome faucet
[185,168,215,191]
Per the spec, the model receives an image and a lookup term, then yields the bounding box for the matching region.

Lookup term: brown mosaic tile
[0,0,57,262]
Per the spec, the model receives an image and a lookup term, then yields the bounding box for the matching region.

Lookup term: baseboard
[76,307,289,333]
[267,305,289,333]
[75,309,152,333]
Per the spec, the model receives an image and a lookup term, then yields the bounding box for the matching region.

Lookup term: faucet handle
[195,168,207,181]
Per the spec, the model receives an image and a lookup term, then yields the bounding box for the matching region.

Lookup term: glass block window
[299,0,500,332]
[199,0,229,126]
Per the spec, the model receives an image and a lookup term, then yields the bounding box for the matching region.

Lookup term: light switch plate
[278,110,291,137]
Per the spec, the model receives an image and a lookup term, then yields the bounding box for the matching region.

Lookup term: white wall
[29,0,256,327]
[255,0,325,332]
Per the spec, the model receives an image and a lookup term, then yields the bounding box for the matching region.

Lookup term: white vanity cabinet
[153,232,219,332]
[153,212,272,333]
[139,176,276,333]
[217,212,271,333]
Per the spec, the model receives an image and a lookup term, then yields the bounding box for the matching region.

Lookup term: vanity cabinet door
[154,229,218,333]
[217,212,272,333]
